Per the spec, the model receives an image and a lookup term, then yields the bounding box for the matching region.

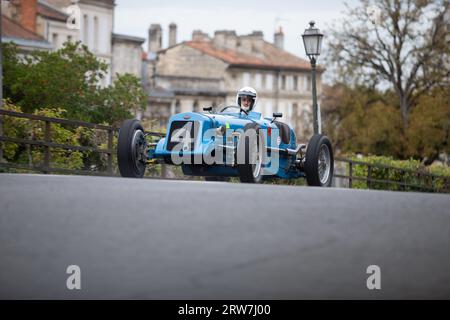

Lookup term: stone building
[143,25,323,139]
[111,33,145,81]
[44,0,116,86]
[1,0,70,51]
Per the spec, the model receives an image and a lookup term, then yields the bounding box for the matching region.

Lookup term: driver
[236,87,257,113]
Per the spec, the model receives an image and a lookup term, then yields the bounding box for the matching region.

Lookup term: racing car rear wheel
[237,124,265,183]
[117,119,147,178]
[304,134,334,187]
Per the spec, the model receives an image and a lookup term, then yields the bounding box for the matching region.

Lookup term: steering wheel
[220,105,247,114]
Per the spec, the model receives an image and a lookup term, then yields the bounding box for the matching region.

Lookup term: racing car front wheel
[304,134,334,187]
[237,124,265,183]
[117,119,147,178]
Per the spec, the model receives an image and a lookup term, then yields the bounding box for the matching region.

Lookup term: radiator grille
[167,121,199,151]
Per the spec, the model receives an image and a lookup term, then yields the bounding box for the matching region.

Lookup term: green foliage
[2,42,106,120]
[2,41,146,125]
[1,41,148,173]
[92,74,147,126]
[322,83,450,164]
[346,155,450,193]
[325,0,449,130]
[1,100,83,170]
[30,108,84,170]
[262,177,307,186]
[1,100,29,160]
[407,86,450,164]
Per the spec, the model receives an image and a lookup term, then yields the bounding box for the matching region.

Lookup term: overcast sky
[113,0,359,57]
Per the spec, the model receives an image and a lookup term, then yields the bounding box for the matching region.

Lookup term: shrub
[346,155,449,193]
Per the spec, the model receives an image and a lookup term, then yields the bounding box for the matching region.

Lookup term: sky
[113,0,359,58]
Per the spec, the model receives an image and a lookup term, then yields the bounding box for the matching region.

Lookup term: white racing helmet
[236,86,257,112]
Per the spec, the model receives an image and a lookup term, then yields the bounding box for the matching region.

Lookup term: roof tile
[185,40,312,71]
[1,15,45,41]
[37,2,68,22]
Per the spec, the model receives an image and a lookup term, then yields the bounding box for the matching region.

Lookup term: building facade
[144,25,323,139]
[111,33,145,81]
[2,0,144,86]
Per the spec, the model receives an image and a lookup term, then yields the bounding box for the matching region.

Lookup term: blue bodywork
[149,108,305,180]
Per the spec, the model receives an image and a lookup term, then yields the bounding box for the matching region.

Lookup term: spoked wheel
[304,134,334,187]
[117,119,147,178]
[237,124,265,183]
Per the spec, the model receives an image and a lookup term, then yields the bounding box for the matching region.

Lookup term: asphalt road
[0,173,450,299]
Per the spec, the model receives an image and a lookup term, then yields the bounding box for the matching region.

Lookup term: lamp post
[302,21,323,135]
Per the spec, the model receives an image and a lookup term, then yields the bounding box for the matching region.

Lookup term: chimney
[274,26,284,49]
[213,30,227,48]
[20,0,38,33]
[192,30,210,42]
[168,23,177,47]
[148,24,162,53]
[213,30,237,49]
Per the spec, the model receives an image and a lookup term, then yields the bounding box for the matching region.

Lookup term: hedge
[346,155,450,193]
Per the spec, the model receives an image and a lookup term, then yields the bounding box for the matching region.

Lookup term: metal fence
[0,109,164,176]
[1,109,449,193]
[334,157,449,193]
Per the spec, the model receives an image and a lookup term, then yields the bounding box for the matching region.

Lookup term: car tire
[237,124,265,183]
[117,119,147,178]
[304,134,334,187]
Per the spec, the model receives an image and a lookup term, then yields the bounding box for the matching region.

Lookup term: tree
[1,100,83,170]
[2,41,147,125]
[407,85,450,164]
[321,83,404,157]
[2,41,105,121]
[327,0,449,129]
[1,41,148,172]
[93,73,147,126]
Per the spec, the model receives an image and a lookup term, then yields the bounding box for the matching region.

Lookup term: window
[52,33,58,47]
[306,75,312,91]
[302,105,312,123]
[293,76,298,91]
[292,103,299,116]
[67,35,72,43]
[175,100,181,114]
[266,101,273,117]
[287,76,293,90]
[287,103,295,124]
[281,75,286,90]
[242,72,250,86]
[254,73,262,89]
[265,74,273,90]
[193,100,199,112]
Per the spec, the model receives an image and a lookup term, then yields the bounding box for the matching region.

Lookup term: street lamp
[302,21,323,135]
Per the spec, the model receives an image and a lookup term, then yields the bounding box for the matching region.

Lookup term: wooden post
[401,170,406,191]
[444,178,449,194]
[43,121,51,174]
[417,172,421,192]
[367,165,372,189]
[107,129,113,175]
[0,114,3,163]
[348,161,353,189]
[386,167,390,190]
[0,3,3,163]
[161,164,167,178]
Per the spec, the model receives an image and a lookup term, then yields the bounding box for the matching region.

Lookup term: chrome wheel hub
[318,144,331,184]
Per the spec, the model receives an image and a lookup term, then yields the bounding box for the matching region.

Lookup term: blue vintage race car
[117,105,334,186]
